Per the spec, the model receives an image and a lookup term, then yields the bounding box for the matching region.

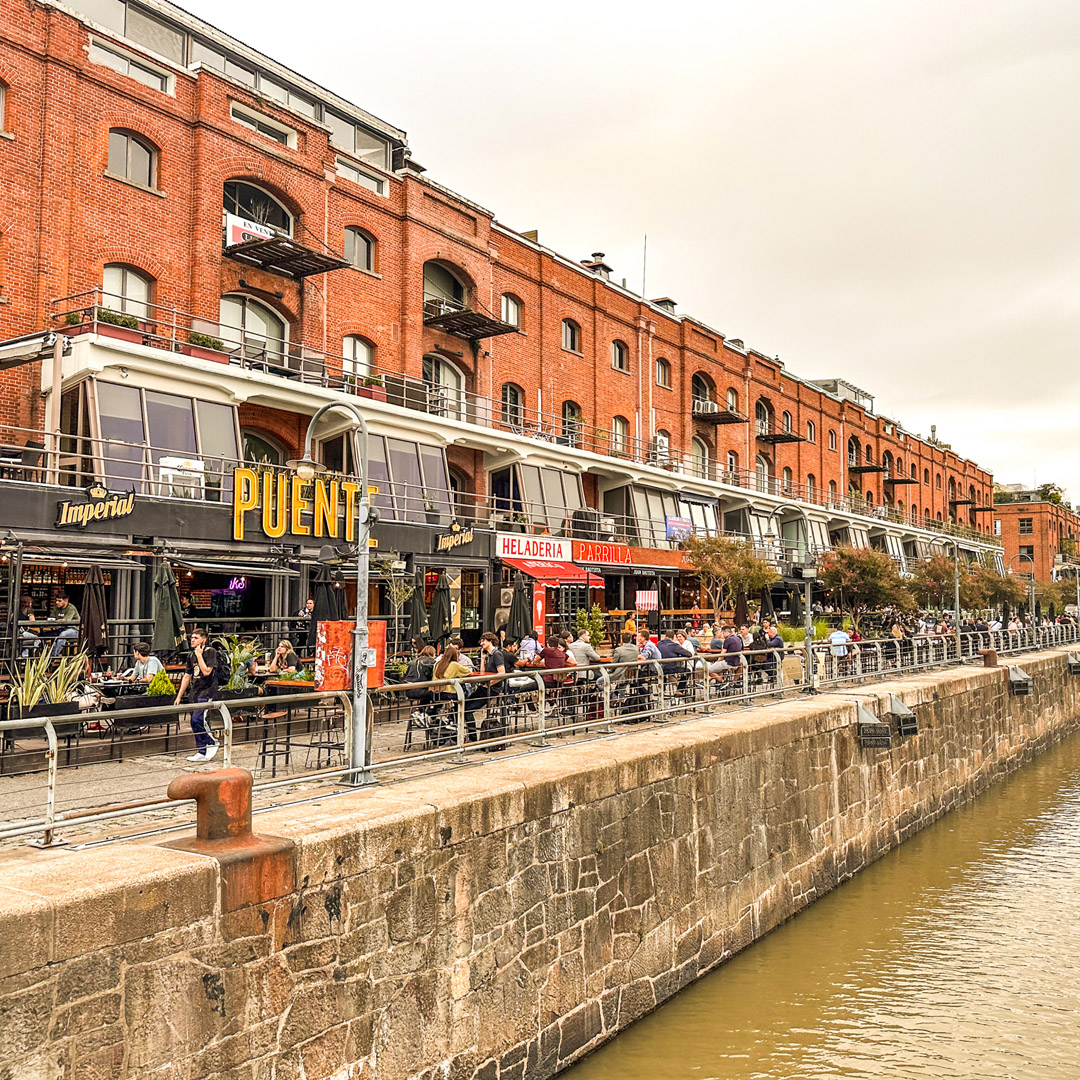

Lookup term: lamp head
[286,456,325,483]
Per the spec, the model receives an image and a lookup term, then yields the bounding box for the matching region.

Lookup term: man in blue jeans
[174,628,221,762]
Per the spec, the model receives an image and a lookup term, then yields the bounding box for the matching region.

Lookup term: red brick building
[0,0,1005,645]
[993,490,1080,584]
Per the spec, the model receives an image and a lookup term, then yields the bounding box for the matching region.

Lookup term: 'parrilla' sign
[56,486,136,528]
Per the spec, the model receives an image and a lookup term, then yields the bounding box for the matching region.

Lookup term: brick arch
[220,286,300,330]
[96,111,169,153]
[0,58,16,86]
[209,157,309,219]
[94,246,170,284]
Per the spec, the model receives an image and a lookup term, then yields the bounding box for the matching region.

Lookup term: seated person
[122,641,165,683]
[267,638,300,673]
[18,595,40,658]
[49,593,80,657]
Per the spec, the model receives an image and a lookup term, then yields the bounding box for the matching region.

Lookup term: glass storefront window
[387,438,423,519]
[97,382,145,487]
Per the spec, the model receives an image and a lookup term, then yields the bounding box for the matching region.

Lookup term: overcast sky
[209,0,1080,500]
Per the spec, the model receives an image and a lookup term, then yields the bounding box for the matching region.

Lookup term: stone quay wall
[3,649,1079,1080]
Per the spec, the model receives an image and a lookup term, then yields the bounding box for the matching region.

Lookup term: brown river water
[563,728,1080,1080]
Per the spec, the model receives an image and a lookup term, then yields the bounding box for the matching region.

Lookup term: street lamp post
[945,538,962,656]
[763,502,815,691]
[289,402,375,786]
[1007,553,1037,626]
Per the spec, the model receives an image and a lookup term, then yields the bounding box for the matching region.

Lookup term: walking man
[175,628,221,762]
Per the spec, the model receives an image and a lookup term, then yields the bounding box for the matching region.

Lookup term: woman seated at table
[432,645,480,742]
[267,639,300,673]
[122,642,164,683]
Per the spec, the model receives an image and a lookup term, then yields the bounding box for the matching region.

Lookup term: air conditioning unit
[694,398,718,414]
[651,432,670,463]
[500,587,514,607]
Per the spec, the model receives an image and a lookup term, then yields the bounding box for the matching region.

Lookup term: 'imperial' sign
[56,486,136,528]
[495,533,572,561]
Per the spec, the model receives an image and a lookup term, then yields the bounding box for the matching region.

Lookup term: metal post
[531,671,548,746]
[952,539,962,660]
[45,334,64,486]
[452,680,466,761]
[804,576,817,692]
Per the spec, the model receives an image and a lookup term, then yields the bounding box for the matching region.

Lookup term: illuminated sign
[572,539,631,566]
[56,485,136,528]
[228,577,247,591]
[495,533,571,561]
[232,468,377,542]
[435,524,476,553]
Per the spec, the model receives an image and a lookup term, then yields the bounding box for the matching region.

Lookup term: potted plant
[7,652,85,747]
[356,374,387,402]
[109,668,179,745]
[423,496,441,525]
[63,309,95,337]
[93,307,146,344]
[216,635,263,699]
[181,331,230,364]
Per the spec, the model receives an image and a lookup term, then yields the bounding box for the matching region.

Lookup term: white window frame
[336,157,386,196]
[344,227,375,272]
[806,420,816,443]
[89,39,171,93]
[501,293,522,328]
[230,103,296,148]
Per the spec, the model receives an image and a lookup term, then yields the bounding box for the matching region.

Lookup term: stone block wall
[2,650,1078,1080]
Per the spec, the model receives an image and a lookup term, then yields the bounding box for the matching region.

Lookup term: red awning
[502,557,603,587]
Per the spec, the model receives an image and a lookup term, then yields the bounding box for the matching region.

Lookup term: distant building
[993,488,1080,584]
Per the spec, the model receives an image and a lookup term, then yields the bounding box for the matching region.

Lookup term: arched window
[611,340,629,372]
[755,400,771,437]
[829,479,838,501]
[501,293,522,327]
[925,508,931,522]
[655,357,671,388]
[923,468,930,485]
[0,81,6,132]
[936,473,943,490]
[223,180,291,235]
[881,451,894,479]
[344,227,375,272]
[242,430,286,466]
[654,429,672,464]
[422,353,465,418]
[561,400,583,447]
[219,294,286,361]
[782,467,793,494]
[828,429,837,451]
[948,477,957,500]
[937,511,942,521]
[847,436,860,466]
[725,450,739,476]
[691,372,714,405]
[691,436,709,477]
[969,484,976,504]
[726,387,739,412]
[806,474,816,500]
[911,463,917,479]
[897,500,905,515]
[108,129,157,188]
[500,382,524,429]
[782,411,793,434]
[102,264,152,320]
[895,456,904,475]
[423,261,466,315]
[612,415,629,454]
[342,335,374,384]
[755,454,771,493]
[865,490,873,506]
[806,420,816,443]
[562,319,581,352]
[865,444,873,463]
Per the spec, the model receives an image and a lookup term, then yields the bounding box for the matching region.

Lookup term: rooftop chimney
[652,297,677,313]
[581,252,613,279]
[521,229,538,244]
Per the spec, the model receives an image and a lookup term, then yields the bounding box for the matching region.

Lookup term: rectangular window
[89,42,168,92]
[336,158,385,195]
[1019,545,1035,559]
[993,519,1002,536]
[387,438,423,519]
[72,0,125,33]
[419,445,452,526]
[125,6,184,63]
[230,104,294,147]
[1018,517,1033,535]
[97,382,146,487]
[326,110,356,150]
[224,58,256,86]
[189,39,225,71]
[354,127,390,169]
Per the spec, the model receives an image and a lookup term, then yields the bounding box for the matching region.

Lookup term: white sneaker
[186,752,206,762]
[202,744,218,761]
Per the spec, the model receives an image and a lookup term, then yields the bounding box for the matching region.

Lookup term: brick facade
[994,501,1080,583]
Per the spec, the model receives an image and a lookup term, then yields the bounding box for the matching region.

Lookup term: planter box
[355,384,387,402]
[180,343,231,364]
[6,700,81,739]
[95,322,145,344]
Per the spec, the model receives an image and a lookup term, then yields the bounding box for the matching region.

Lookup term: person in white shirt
[122,642,165,683]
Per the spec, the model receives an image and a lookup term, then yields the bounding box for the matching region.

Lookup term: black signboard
[858,721,892,749]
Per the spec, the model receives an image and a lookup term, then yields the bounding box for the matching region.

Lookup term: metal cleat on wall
[161,768,295,911]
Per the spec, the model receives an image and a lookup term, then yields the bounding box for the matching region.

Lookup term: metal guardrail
[2,625,1076,847]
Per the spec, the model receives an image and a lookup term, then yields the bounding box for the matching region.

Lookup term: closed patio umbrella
[1049,602,1057,622]
[151,561,185,655]
[308,564,340,650]
[1001,601,1010,625]
[734,589,749,627]
[79,564,108,663]
[507,572,532,643]
[428,571,452,646]
[406,568,428,645]
[789,585,804,627]
[1035,600,1043,623]
[759,585,776,623]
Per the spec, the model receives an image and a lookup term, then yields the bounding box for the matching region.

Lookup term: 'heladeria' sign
[56,485,136,528]
[232,467,374,542]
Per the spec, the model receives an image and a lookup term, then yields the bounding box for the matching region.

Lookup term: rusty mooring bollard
[163,768,295,910]
[979,649,998,668]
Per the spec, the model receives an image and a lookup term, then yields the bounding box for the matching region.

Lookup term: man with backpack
[175,628,225,762]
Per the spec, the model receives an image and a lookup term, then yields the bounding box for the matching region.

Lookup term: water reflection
[564,731,1080,1080]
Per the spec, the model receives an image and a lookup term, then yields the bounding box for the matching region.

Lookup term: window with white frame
[326,111,390,170]
[344,227,375,272]
[89,41,169,92]
[562,319,581,353]
[782,411,793,433]
[107,129,157,188]
[726,387,739,412]
[501,293,522,327]
[219,294,286,361]
[0,81,9,132]
[612,415,629,454]
[691,437,710,477]
[828,429,837,451]
[806,419,816,443]
[336,157,385,195]
[611,340,629,372]
[655,357,671,388]
[230,103,295,147]
[342,335,374,384]
[726,450,738,475]
[223,180,291,235]
[782,467,793,494]
[102,264,152,320]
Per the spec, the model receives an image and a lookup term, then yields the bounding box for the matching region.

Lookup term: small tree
[376,550,415,650]
[683,535,778,619]
[963,565,1023,613]
[817,547,913,631]
[574,604,607,645]
[911,555,956,611]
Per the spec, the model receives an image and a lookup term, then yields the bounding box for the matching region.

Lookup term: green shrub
[188,331,225,351]
[146,669,176,697]
[96,307,140,329]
